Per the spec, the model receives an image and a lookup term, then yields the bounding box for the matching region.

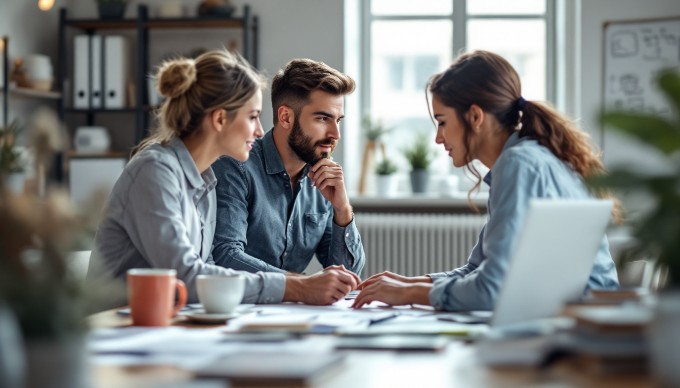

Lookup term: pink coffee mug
[127,268,187,326]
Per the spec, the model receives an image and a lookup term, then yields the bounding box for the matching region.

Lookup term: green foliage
[0,120,26,174]
[363,116,391,141]
[403,133,435,171]
[375,158,397,175]
[589,69,680,286]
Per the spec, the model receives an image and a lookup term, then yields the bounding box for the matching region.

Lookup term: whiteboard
[603,17,680,118]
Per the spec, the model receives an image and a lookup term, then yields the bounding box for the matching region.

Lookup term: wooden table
[87,308,654,388]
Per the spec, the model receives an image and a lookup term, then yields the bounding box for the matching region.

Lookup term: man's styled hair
[271,58,355,124]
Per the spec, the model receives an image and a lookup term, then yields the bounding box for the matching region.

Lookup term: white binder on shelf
[73,35,89,109]
[103,35,129,109]
[90,35,102,108]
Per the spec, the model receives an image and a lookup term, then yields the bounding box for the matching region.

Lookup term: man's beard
[287,117,336,165]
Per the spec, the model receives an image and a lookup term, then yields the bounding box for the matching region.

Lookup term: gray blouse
[88,138,285,305]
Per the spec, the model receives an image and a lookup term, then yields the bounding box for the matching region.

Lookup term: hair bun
[157,58,197,99]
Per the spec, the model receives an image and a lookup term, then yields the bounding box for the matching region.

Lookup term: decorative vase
[409,169,429,194]
[0,304,24,388]
[98,2,127,19]
[376,175,397,197]
[648,290,680,386]
[5,172,25,194]
[24,336,89,388]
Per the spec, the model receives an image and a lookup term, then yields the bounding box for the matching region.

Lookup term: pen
[94,350,151,357]
[368,313,399,326]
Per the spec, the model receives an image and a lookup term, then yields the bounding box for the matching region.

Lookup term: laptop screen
[490,199,613,328]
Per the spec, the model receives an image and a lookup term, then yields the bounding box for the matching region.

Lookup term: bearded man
[211,59,365,282]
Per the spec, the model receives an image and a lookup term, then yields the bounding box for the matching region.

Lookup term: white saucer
[184,310,241,324]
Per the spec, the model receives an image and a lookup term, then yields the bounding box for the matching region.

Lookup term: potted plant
[0,109,108,388]
[359,116,392,194]
[589,68,680,385]
[0,120,27,194]
[96,0,128,20]
[403,133,435,193]
[375,157,398,197]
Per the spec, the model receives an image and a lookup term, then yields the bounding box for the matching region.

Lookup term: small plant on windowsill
[402,133,435,194]
[375,158,398,198]
[375,158,397,176]
[403,133,435,171]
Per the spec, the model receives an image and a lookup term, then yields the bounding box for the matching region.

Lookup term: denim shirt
[429,133,619,311]
[211,129,365,275]
[88,138,285,305]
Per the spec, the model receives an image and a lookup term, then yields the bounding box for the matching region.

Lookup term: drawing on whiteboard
[604,18,679,117]
[619,74,643,96]
[625,97,645,112]
[660,27,677,46]
[641,28,662,60]
[611,31,637,57]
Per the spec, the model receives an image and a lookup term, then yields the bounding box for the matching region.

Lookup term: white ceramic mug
[196,275,245,314]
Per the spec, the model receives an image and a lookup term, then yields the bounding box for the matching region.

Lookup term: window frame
[359,0,557,121]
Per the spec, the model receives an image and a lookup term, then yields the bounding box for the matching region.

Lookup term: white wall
[579,0,679,170]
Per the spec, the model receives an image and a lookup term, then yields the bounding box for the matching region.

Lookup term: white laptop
[443,199,614,330]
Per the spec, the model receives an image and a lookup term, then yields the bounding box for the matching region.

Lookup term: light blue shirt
[429,133,619,311]
[88,138,285,305]
[211,129,365,274]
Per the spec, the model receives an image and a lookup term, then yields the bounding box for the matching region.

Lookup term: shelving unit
[1,36,64,126]
[8,87,62,100]
[1,35,65,183]
[57,3,259,149]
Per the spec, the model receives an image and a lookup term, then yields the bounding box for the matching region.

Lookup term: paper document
[228,307,402,334]
[88,325,334,369]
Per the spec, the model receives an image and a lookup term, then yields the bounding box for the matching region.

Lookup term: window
[350,0,554,194]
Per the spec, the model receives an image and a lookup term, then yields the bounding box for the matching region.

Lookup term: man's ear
[211,109,229,132]
[467,104,485,132]
[277,105,294,130]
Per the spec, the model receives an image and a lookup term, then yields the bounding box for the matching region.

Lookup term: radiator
[355,213,487,278]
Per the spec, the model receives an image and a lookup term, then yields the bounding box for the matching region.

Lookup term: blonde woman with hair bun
[89,50,361,309]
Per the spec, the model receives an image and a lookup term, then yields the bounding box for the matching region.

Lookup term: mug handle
[173,279,187,316]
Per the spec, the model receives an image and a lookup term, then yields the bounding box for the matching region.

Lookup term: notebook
[440,199,614,330]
